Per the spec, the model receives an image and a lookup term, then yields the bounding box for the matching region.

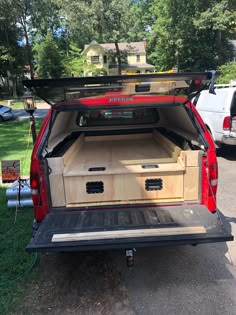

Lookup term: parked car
[0,104,14,122]
[193,84,236,146]
[23,73,233,260]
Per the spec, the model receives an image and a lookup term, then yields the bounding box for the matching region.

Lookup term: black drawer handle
[88,167,106,172]
[86,181,104,194]
[145,178,163,191]
[142,164,159,169]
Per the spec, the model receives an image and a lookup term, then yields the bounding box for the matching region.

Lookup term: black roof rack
[22,72,218,105]
[23,72,216,88]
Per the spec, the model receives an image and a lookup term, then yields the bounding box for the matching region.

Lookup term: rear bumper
[26,205,233,252]
[222,132,236,145]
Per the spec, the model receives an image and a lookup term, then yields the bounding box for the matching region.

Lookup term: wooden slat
[184,167,199,200]
[47,157,63,174]
[63,133,85,167]
[66,197,185,207]
[180,150,200,167]
[52,226,206,242]
[49,173,66,207]
[85,133,152,142]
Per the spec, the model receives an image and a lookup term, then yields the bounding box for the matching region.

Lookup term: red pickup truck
[23,73,233,257]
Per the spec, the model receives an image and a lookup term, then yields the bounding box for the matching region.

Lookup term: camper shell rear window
[76,108,159,127]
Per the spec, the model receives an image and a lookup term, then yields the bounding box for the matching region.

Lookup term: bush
[217,61,236,84]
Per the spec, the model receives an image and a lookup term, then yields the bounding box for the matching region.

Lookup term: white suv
[194,84,236,146]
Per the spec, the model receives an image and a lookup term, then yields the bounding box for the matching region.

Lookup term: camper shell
[23,73,233,252]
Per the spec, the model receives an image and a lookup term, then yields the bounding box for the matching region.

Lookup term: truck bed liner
[27,205,233,252]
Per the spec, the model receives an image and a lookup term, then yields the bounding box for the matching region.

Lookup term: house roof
[82,41,146,54]
[109,63,155,70]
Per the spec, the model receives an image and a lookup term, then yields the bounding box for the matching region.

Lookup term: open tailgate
[26,205,233,252]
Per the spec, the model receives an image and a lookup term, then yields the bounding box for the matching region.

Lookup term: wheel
[0,116,4,122]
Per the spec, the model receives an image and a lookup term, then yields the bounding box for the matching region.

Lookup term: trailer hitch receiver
[126,249,136,268]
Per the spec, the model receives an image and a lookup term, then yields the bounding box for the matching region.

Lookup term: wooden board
[47,157,63,174]
[180,150,200,167]
[48,173,66,207]
[85,133,152,142]
[63,133,85,166]
[184,167,199,200]
[66,197,185,207]
[52,226,206,242]
[63,133,181,176]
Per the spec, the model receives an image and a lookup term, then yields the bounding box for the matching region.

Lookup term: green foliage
[33,33,63,78]
[62,44,105,76]
[217,61,236,83]
[59,0,134,74]
[129,0,153,41]
[0,0,236,82]
[148,0,235,71]
[31,0,61,38]
[0,0,25,95]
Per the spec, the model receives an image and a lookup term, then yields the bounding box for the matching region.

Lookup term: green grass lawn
[0,99,24,109]
[0,118,43,314]
[10,100,24,109]
[0,186,36,314]
[0,119,43,176]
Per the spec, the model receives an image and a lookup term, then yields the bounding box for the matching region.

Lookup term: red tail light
[30,160,41,206]
[223,116,231,130]
[208,161,218,197]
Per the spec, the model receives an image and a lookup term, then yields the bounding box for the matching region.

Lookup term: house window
[136,55,140,63]
[103,55,107,64]
[91,56,100,64]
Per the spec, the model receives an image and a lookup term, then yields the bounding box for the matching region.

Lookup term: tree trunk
[18,13,34,79]
[23,22,34,79]
[115,41,122,75]
[25,33,34,79]
[12,77,17,98]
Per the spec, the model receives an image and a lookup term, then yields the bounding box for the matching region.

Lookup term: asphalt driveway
[12,102,49,121]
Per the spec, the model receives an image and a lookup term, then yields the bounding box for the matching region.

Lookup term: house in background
[81,40,155,75]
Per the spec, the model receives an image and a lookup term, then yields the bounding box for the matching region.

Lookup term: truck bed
[47,131,200,208]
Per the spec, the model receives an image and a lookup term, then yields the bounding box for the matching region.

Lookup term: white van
[194,84,236,146]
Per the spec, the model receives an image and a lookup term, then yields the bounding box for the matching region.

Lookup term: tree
[63,44,101,76]
[33,33,63,78]
[129,0,154,42]
[217,61,236,83]
[59,0,134,74]
[14,0,34,79]
[0,0,25,97]
[148,0,235,71]
[92,0,134,74]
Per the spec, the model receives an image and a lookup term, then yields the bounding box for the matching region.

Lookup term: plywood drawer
[64,171,184,204]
